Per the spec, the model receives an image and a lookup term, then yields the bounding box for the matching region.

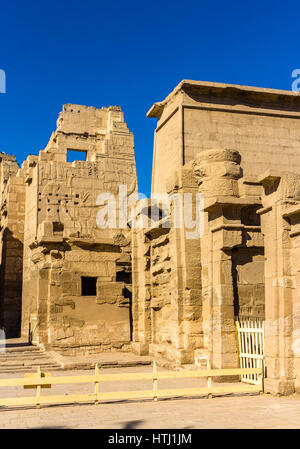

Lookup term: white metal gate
[236,319,264,385]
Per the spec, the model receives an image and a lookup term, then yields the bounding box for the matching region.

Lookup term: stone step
[57,360,152,370]
[0,351,44,357]
[0,358,44,366]
[0,356,61,371]
[0,357,58,367]
[0,352,49,361]
[0,364,61,374]
[3,345,42,353]
[0,344,61,373]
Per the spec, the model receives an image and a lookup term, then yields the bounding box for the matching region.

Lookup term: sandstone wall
[0,154,25,337]
[132,148,265,369]
[132,169,203,364]
[19,104,137,353]
[148,80,300,194]
[258,171,300,394]
[193,149,264,368]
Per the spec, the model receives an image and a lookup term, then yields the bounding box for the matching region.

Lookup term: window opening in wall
[81,276,97,296]
[53,222,64,235]
[67,150,87,162]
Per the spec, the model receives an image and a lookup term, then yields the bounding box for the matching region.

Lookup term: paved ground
[0,366,300,429]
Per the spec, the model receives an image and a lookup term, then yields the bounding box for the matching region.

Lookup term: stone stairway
[0,343,61,374]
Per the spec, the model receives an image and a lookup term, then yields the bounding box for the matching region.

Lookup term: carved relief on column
[193,148,242,198]
[258,171,300,395]
[192,149,242,369]
[193,149,262,371]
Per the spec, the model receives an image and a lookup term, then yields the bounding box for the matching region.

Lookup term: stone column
[258,172,300,394]
[131,203,152,356]
[193,149,253,370]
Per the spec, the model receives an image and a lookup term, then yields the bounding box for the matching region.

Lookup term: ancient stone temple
[0,104,137,354]
[1,80,300,395]
[131,80,300,395]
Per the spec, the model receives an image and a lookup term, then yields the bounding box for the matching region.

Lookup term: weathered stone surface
[2,81,300,395]
[0,104,137,353]
[140,80,300,393]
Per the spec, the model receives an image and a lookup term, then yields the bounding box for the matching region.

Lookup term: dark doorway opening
[81,276,97,296]
[0,228,23,338]
[116,268,133,340]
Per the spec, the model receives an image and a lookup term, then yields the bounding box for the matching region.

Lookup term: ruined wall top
[0,153,17,163]
[36,103,135,164]
[0,103,137,246]
[56,104,125,136]
[0,153,20,204]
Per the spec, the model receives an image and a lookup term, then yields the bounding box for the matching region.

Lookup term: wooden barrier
[0,361,263,409]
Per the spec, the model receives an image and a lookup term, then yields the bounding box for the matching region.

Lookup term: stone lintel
[36,236,64,244]
[210,224,261,233]
[282,203,300,219]
[204,196,261,212]
[257,169,282,184]
[67,237,115,247]
[33,236,118,248]
[145,224,170,239]
[256,205,272,216]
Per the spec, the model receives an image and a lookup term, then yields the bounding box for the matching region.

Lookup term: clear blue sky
[0,0,299,196]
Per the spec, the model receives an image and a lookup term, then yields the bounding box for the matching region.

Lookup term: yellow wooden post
[36,366,41,409]
[207,359,212,399]
[153,361,158,401]
[94,363,99,405]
